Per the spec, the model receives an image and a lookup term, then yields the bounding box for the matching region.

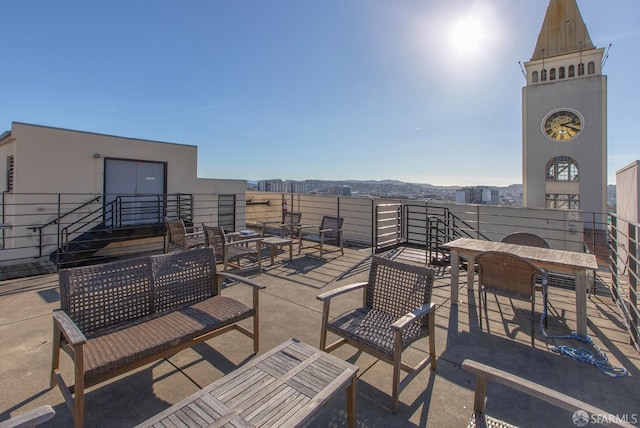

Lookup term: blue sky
[1,1,638,186]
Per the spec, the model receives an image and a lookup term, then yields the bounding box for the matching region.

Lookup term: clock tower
[522,0,607,215]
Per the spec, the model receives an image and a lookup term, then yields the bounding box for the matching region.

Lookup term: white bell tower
[522,0,607,215]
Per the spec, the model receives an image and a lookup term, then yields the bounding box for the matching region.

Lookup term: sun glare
[449,16,487,56]
[446,3,501,63]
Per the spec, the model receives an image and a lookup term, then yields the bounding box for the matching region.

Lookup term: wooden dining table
[442,238,599,337]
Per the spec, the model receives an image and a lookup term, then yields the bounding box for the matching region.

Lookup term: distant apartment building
[326,185,352,196]
[257,180,307,194]
[455,187,499,205]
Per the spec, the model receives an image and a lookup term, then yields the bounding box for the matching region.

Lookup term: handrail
[60,198,118,253]
[31,193,194,260]
[30,195,102,257]
[30,195,101,231]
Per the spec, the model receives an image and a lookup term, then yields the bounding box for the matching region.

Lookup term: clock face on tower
[541,108,584,142]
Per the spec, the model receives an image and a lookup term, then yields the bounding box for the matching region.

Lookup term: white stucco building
[0,122,246,265]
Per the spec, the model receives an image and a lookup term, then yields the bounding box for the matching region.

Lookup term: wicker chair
[476,251,544,347]
[317,256,436,412]
[164,217,205,253]
[262,212,302,238]
[202,224,263,272]
[462,359,635,428]
[299,215,344,257]
[500,232,550,248]
[500,231,587,294]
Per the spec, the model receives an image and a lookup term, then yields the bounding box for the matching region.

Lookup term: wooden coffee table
[136,338,358,427]
[262,236,293,265]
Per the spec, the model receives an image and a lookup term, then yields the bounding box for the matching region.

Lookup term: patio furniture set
[37,222,616,427]
[164,213,344,270]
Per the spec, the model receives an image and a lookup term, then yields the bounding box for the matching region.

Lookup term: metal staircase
[30,193,194,267]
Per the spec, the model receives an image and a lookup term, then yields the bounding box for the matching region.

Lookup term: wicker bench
[50,248,265,428]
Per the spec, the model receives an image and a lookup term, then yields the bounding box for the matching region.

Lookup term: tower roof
[531,0,595,60]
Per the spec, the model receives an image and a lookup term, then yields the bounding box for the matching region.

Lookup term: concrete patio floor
[0,245,638,427]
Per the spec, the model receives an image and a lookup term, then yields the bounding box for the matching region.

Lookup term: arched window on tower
[531,71,538,83]
[546,156,579,181]
[541,69,547,81]
[568,65,575,77]
[559,67,565,79]
[550,68,556,80]
[578,63,585,76]
[588,61,595,74]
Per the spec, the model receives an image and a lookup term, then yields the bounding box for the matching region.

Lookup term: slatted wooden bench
[50,248,265,428]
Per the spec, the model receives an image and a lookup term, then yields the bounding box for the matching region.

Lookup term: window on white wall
[546,193,580,210]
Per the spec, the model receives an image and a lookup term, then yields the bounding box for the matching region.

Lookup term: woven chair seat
[468,411,518,428]
[326,307,429,359]
[227,244,258,260]
[63,296,253,380]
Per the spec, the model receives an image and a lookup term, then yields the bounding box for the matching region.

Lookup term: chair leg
[73,346,85,428]
[50,328,61,388]
[531,298,535,347]
[429,310,437,370]
[478,288,483,332]
[544,289,548,328]
[319,300,331,351]
[391,329,403,413]
[253,287,260,354]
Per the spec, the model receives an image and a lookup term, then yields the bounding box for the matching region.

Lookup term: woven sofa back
[58,248,218,334]
[150,248,217,313]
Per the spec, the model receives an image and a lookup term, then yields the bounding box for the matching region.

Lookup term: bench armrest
[462,359,635,427]
[392,303,436,331]
[317,282,367,302]
[53,310,86,346]
[217,271,266,290]
[298,224,319,230]
[319,228,342,234]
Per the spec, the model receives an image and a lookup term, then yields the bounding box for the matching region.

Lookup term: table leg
[270,244,275,266]
[450,249,459,305]
[346,375,357,428]
[575,268,587,337]
[467,255,476,290]
[288,242,292,261]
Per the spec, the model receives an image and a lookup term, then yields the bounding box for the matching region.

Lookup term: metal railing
[0,192,216,275]
[610,214,639,350]
[1,190,637,349]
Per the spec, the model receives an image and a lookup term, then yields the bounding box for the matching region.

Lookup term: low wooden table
[262,237,293,265]
[136,338,358,428]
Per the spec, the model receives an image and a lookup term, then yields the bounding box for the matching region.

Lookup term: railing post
[610,215,619,302]
[629,222,638,346]
[476,206,480,239]
[1,191,5,249]
[371,199,375,252]
[55,194,61,267]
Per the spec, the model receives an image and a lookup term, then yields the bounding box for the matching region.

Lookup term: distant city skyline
[1,1,638,186]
